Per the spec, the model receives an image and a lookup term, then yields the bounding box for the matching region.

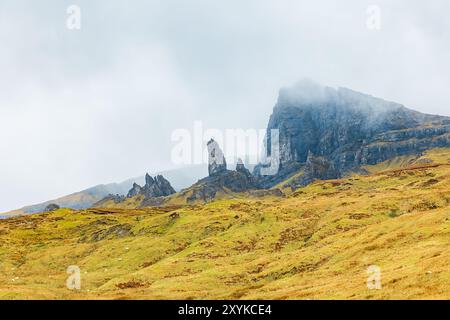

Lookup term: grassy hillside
[0,148,449,300]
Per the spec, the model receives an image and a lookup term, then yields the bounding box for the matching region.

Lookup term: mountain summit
[256,80,450,187]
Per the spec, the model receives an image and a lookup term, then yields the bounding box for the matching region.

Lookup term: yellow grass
[0,148,449,299]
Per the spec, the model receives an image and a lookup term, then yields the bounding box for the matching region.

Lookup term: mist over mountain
[256,80,450,188]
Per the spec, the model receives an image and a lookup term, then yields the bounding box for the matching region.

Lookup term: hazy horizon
[1,0,450,212]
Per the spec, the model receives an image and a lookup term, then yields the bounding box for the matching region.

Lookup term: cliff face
[261,80,450,186]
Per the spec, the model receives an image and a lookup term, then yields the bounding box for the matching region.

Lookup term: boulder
[44,203,60,212]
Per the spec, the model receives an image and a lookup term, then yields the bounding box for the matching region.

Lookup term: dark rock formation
[236,158,257,183]
[236,158,249,174]
[253,161,302,189]
[94,174,176,207]
[207,139,227,176]
[141,174,176,198]
[186,169,260,204]
[299,151,339,186]
[95,194,125,205]
[235,158,246,172]
[127,183,142,198]
[140,196,167,207]
[154,175,177,195]
[182,143,268,203]
[186,183,219,203]
[44,203,60,212]
[256,80,450,187]
[130,174,176,199]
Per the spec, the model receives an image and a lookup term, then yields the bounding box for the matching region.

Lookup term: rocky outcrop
[155,175,177,195]
[127,183,142,198]
[257,80,450,187]
[235,158,246,172]
[95,194,125,206]
[236,158,256,182]
[186,168,260,204]
[141,174,176,198]
[134,174,176,199]
[207,139,227,176]
[299,151,339,186]
[253,161,302,189]
[96,174,176,206]
[44,203,60,212]
[186,174,247,203]
[182,143,266,203]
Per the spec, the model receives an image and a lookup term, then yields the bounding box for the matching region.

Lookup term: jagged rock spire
[235,158,252,177]
[142,173,176,198]
[145,173,154,186]
[154,175,176,195]
[207,139,227,176]
[236,158,245,171]
[127,182,142,198]
[126,174,176,199]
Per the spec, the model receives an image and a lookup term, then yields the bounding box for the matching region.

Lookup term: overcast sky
[1,0,450,212]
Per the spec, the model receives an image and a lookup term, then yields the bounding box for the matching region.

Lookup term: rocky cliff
[256,80,450,187]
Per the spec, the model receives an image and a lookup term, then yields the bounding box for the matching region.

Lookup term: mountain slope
[0,148,448,299]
